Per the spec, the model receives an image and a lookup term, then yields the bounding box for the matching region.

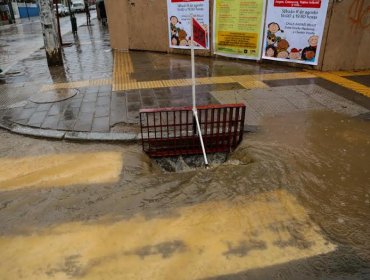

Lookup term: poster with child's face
[262,0,329,65]
[167,0,210,49]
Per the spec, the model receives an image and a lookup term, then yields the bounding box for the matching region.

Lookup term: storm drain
[140,104,246,157]
[153,153,228,172]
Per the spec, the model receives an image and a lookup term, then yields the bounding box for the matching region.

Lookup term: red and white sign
[167,0,210,49]
[192,17,207,48]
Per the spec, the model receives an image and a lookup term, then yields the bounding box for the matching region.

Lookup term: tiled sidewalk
[0,18,369,140]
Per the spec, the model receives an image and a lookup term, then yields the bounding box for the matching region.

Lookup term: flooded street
[0,110,369,279]
[1,11,369,279]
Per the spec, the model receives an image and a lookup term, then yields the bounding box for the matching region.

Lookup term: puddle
[0,110,369,279]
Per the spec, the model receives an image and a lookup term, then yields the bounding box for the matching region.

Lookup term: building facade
[104,0,369,71]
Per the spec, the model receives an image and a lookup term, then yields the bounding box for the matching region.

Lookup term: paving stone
[18,107,36,120]
[157,100,173,107]
[110,109,126,125]
[127,102,141,112]
[70,98,83,108]
[4,108,24,120]
[57,120,76,131]
[155,94,172,103]
[36,103,52,112]
[13,119,29,126]
[95,106,110,118]
[48,103,66,116]
[85,87,100,94]
[42,115,60,129]
[92,117,110,132]
[98,91,111,97]
[126,92,141,103]
[83,93,98,103]
[80,102,96,113]
[99,85,112,93]
[27,111,48,127]
[154,88,171,98]
[74,112,94,132]
[140,89,155,98]
[61,107,80,121]
[96,96,111,106]
[111,93,126,105]
[141,96,157,108]
[24,101,38,109]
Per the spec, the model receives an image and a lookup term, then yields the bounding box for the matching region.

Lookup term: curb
[0,117,257,142]
[0,118,140,143]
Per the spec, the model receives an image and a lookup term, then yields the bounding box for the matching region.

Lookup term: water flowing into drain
[153,153,228,172]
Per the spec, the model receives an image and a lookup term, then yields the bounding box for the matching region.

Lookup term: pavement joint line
[307,70,370,98]
[330,70,370,77]
[41,78,112,92]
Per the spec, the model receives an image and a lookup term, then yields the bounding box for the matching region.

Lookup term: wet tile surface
[0,16,369,134]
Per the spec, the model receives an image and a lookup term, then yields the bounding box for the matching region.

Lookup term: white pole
[191,17,209,167]
[191,17,196,111]
[193,109,209,166]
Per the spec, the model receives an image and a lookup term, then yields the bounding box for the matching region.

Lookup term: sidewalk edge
[0,119,139,143]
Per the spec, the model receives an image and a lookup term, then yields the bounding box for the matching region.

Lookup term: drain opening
[153,153,228,173]
[152,146,254,173]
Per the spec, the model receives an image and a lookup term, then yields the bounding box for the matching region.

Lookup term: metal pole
[193,109,209,166]
[25,1,30,21]
[191,17,196,111]
[55,1,63,45]
[7,0,15,24]
[191,16,209,167]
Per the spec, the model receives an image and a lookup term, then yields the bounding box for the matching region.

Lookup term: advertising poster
[213,0,266,60]
[262,0,329,65]
[167,0,210,49]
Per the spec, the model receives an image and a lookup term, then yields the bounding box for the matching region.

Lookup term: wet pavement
[0,12,97,73]
[0,12,370,279]
[0,109,369,279]
[0,16,369,137]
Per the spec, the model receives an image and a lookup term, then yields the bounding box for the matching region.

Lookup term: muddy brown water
[0,110,369,279]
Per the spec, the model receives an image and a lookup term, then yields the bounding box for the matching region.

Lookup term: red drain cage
[139,104,246,157]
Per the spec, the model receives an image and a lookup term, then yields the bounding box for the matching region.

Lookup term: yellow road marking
[308,71,370,97]
[0,189,335,279]
[113,50,136,91]
[41,54,370,97]
[0,152,123,191]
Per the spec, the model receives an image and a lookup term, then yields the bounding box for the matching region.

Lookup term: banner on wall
[167,0,210,49]
[262,0,329,65]
[213,0,266,60]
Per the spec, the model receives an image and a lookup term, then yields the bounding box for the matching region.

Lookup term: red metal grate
[139,104,246,157]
